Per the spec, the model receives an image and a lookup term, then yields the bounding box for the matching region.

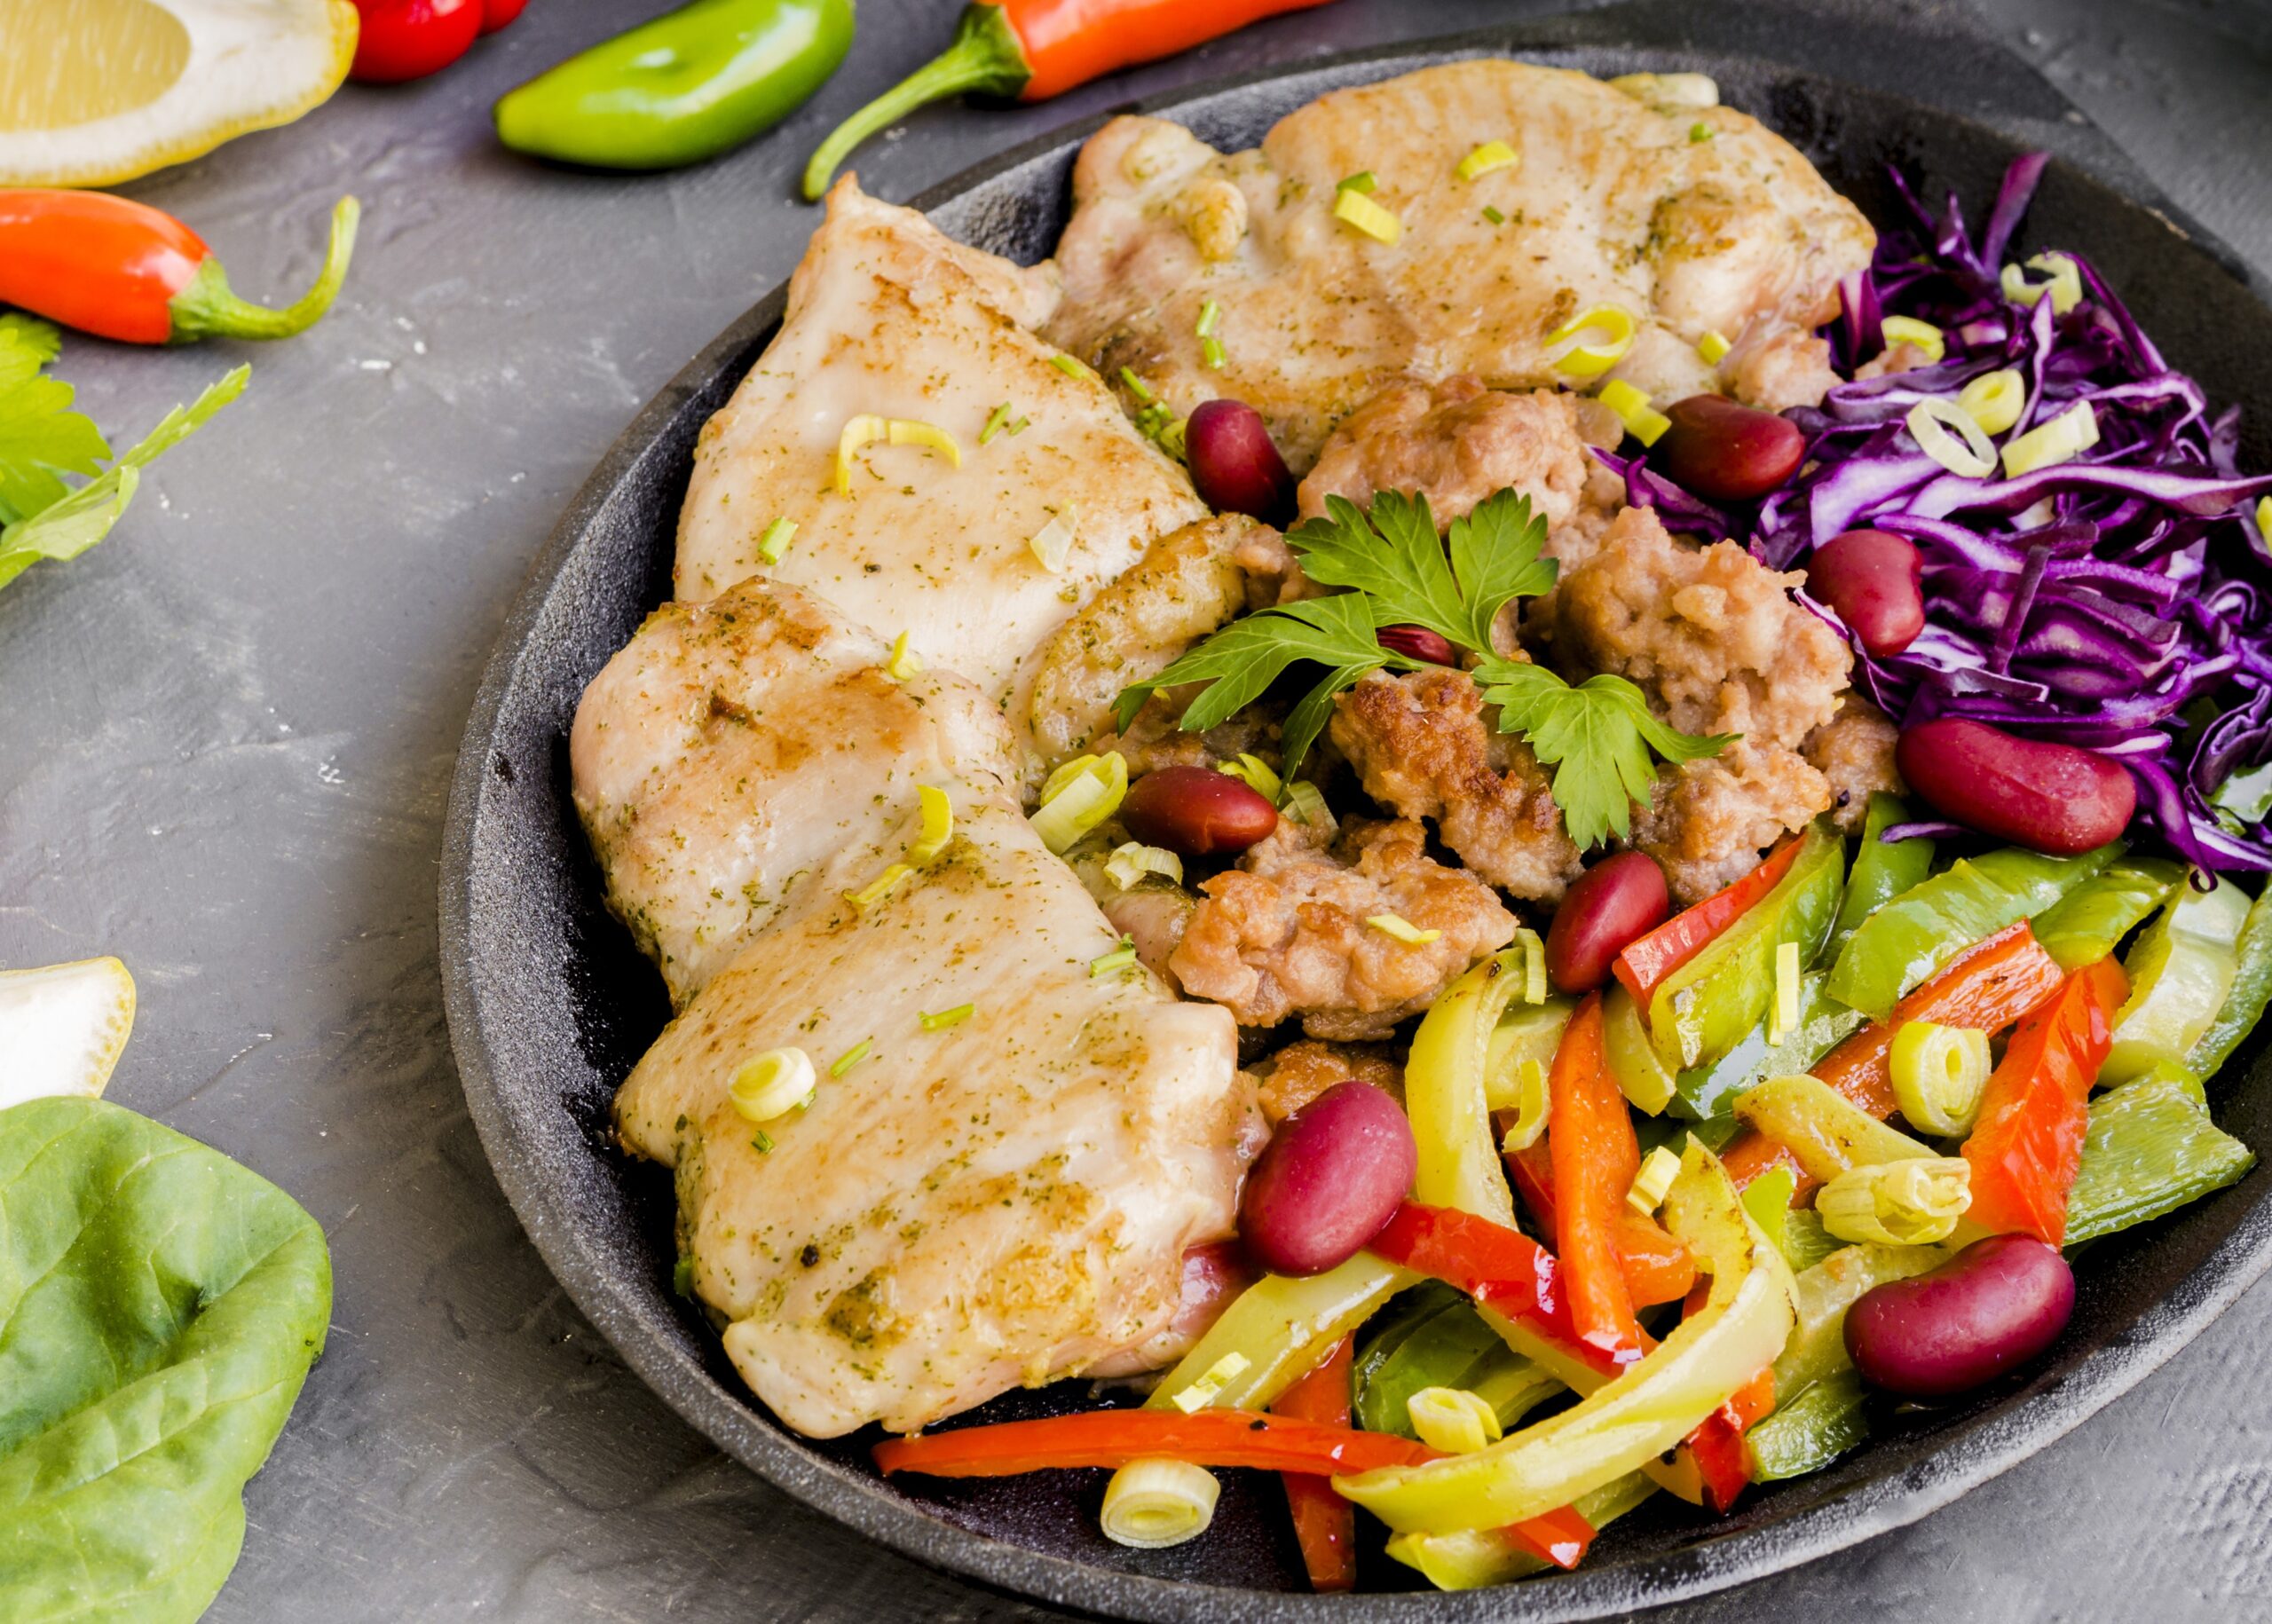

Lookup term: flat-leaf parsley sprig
[1112,485,1735,847]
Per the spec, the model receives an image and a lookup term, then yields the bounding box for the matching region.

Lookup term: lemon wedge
[0,957,138,1108]
[0,0,357,187]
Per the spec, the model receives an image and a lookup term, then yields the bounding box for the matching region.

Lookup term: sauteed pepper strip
[1271,1336,1357,1593]
[873,1408,1436,1478]
[1613,836,1803,1007]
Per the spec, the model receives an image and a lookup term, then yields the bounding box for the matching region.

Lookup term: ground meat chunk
[1551,505,1851,749]
[1803,698,1905,833]
[1630,742,1833,905]
[1094,687,1284,778]
[1727,328,1843,411]
[1169,817,1516,1041]
[1252,1038,1405,1124]
[1329,667,1584,903]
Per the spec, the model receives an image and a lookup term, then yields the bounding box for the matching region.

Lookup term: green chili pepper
[1826,842,2119,1022]
[1353,1287,1557,1438]
[2064,1062,2253,1246]
[1747,1368,1868,1482]
[2102,874,2252,1084]
[1829,792,1936,953]
[1649,821,1846,1071]
[494,0,856,172]
[1668,971,1868,1122]
[2188,880,2272,1077]
[2031,855,2185,973]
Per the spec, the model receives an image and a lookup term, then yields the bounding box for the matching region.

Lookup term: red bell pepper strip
[1508,1141,1695,1307]
[0,192,359,346]
[351,0,485,83]
[1271,1337,1355,1593]
[1366,1201,1580,1355]
[803,0,1338,197]
[1498,1503,1600,1571]
[873,1408,1436,1478]
[1962,956,2129,1245]
[1613,836,1803,1010]
[1548,994,1647,1357]
[1685,1366,1775,1512]
[1722,922,2065,1194]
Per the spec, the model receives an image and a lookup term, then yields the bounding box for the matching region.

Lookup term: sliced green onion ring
[1956,367,2026,436]
[1456,140,1518,181]
[1370,912,1443,946]
[1100,1458,1219,1549]
[1544,304,1636,377]
[1816,1157,1971,1246]
[1333,187,1401,244]
[1408,1387,1503,1455]
[1105,841,1183,890]
[1889,1020,1992,1136]
[1032,751,1127,852]
[2001,399,2099,478]
[729,1047,816,1123]
[1216,753,1283,801]
[1627,1145,1681,1216]
[1879,315,1945,362]
[1906,397,1998,477]
[908,784,954,866]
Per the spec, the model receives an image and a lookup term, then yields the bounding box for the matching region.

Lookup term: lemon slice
[0,957,138,1109]
[0,0,358,187]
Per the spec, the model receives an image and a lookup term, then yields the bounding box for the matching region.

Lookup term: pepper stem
[167,196,361,343]
[801,4,1031,202]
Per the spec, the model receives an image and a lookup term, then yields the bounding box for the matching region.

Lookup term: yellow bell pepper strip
[1830,793,1937,954]
[1962,957,2129,1245]
[1408,948,1527,1226]
[1602,982,1677,1115]
[1548,994,1646,1356]
[874,1407,1438,1478]
[2063,1061,2255,1246]
[2102,874,2252,1084]
[1386,1470,1655,1589]
[1645,821,1846,1070]
[1733,1074,1937,1186]
[2031,855,2186,974]
[2188,881,2272,1076]
[1826,843,2118,1022]
[1486,997,1572,1145]
[1668,971,1868,1122]
[1773,1241,1952,1415]
[1334,1142,1794,1535]
[1146,1253,1411,1415]
[1271,1336,1357,1593]
[1613,837,1805,1009]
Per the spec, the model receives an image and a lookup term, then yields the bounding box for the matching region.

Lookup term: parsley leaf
[1288,486,1557,653]
[1477,658,1737,847]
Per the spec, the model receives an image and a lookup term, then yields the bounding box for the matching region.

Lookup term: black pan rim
[438,12,2272,1620]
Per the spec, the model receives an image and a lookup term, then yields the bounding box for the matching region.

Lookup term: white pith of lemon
[0,0,358,188]
[0,957,138,1109]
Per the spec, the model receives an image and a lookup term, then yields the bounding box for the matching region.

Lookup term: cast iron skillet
[439,2,2272,1616]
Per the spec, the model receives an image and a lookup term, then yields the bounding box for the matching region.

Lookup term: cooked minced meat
[1802,698,1905,834]
[1251,1038,1405,1124]
[1630,742,1833,905]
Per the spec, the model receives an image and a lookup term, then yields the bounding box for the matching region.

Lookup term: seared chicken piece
[570,578,1017,1007]
[1630,742,1834,906]
[676,176,1206,764]
[1171,817,1516,1041]
[1046,60,1874,470]
[614,792,1254,1438]
[1803,698,1905,833]
[1330,667,1585,903]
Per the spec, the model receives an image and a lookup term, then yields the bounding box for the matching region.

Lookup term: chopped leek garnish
[1408,1387,1503,1454]
[1628,1145,1681,1216]
[1511,927,1549,1005]
[1028,503,1080,572]
[1956,367,2026,435]
[1195,299,1221,339]
[1216,753,1283,802]
[1769,941,1802,1044]
[842,862,912,911]
[1031,750,1127,852]
[1100,1458,1219,1549]
[1879,315,1945,362]
[728,1047,816,1123]
[1697,329,1732,364]
[1336,170,1377,194]
[1609,71,1719,108]
[1049,351,1099,382]
[1333,187,1402,244]
[1104,841,1183,890]
[1158,415,1188,461]
[1499,1060,1550,1154]
[1369,912,1442,946]
[2001,252,2083,315]
[1201,335,1227,371]
[753,1130,774,1154]
[1090,936,1140,979]
[1170,1351,1252,1413]
[1456,140,1518,181]
[827,1038,872,1078]
[908,784,954,865]
[1906,397,1998,477]
[833,415,962,495]
[1816,1157,1971,1246]
[1690,122,1713,142]
[1889,1020,1992,1136]
[978,401,1021,445]
[1544,304,1637,377]
[919,1003,974,1030]
[883,630,923,682]
[1598,377,1671,446]
[1481,205,1506,226]
[2001,399,2099,478]
[1281,779,1331,829]
[1119,366,1155,403]
[755,515,796,564]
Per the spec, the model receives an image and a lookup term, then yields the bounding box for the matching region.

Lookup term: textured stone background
[4,0,2269,1618]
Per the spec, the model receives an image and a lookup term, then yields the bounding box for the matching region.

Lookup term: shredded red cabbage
[1612,154,2272,872]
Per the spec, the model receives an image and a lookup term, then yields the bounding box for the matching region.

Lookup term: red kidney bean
[1240,1081,1416,1276]
[1807,529,1926,657]
[1186,398,1294,522]
[1377,623,1456,666]
[1896,718,2135,855]
[1651,395,1806,501]
[1167,1241,1256,1343]
[1844,1234,2075,1398]
[1546,851,1669,993]
[1121,765,1279,857]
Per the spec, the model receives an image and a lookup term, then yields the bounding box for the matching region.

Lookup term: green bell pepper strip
[494,0,855,172]
[2186,879,2272,1078]
[1668,971,1869,1122]
[2063,1064,2254,1247]
[1385,1471,1658,1590]
[2031,855,2186,974]
[1355,1289,1558,1439]
[1747,1368,1868,1483]
[1635,1111,1741,1161]
[1769,1238,1949,1407]
[1826,842,2119,1022]
[2103,874,2252,1084]
[1648,821,1847,1071]
[1829,793,1936,952]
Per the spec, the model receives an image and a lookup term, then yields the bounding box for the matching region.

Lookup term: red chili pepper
[480,0,528,35]
[1270,1336,1355,1593]
[873,1407,1437,1478]
[1962,955,2128,1245]
[351,0,485,83]
[802,0,1338,199]
[1613,837,1804,1009]
[0,192,359,347]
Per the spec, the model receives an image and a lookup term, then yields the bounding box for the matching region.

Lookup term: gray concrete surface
[4,0,2268,1617]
